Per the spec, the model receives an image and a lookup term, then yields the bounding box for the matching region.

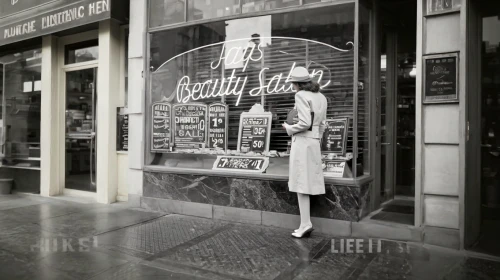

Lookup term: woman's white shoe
[291,225,314,238]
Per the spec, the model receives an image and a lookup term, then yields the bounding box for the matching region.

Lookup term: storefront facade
[134,0,497,252]
[0,0,130,203]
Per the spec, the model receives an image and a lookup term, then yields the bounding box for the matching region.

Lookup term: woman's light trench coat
[285,90,328,195]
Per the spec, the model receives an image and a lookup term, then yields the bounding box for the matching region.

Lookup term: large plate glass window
[147,4,363,178]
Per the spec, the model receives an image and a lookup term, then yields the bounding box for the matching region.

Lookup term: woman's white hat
[289,66,312,82]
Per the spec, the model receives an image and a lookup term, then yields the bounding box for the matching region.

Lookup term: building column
[97,19,121,203]
[40,35,61,197]
[416,0,464,249]
[127,0,147,207]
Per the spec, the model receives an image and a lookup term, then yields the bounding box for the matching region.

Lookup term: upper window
[65,40,99,65]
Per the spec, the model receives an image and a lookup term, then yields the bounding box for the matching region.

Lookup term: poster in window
[208,103,228,150]
[117,107,128,152]
[423,52,459,104]
[237,112,272,154]
[173,103,208,149]
[321,117,349,156]
[151,102,171,152]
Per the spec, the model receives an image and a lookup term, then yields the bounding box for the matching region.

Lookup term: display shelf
[0,165,41,171]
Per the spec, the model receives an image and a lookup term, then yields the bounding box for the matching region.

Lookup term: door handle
[381,143,391,146]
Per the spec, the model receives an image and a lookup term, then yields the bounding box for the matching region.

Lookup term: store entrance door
[369,0,416,225]
[64,68,97,192]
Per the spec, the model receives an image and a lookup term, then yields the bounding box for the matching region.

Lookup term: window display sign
[237,111,272,153]
[321,117,349,156]
[323,159,346,178]
[151,102,171,152]
[208,103,228,150]
[213,155,269,173]
[173,103,208,149]
[423,52,459,104]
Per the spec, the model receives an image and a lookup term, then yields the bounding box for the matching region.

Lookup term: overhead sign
[423,52,459,103]
[0,0,111,46]
[0,0,58,19]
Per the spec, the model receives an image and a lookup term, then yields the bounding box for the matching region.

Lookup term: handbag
[286,108,314,131]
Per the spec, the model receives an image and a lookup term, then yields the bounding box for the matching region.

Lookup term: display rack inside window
[147,4,371,179]
[0,49,42,171]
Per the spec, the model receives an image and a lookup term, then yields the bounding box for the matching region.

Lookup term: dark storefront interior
[471,0,500,257]
[366,0,417,225]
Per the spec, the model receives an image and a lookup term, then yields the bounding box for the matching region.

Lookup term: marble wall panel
[144,172,368,221]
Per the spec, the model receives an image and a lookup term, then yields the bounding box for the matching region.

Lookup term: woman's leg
[297,193,312,229]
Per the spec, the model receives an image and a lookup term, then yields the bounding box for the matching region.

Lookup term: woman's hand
[282,122,288,130]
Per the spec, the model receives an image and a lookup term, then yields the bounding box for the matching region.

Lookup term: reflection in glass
[0,49,42,170]
[149,0,186,28]
[149,4,355,178]
[65,69,97,192]
[188,0,240,21]
[65,40,99,64]
[241,0,300,13]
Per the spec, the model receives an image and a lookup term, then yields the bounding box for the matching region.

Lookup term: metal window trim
[147,0,355,33]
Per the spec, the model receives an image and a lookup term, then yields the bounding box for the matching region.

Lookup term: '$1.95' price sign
[213,156,269,173]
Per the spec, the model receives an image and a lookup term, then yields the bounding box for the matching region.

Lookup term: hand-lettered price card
[237,112,272,153]
[173,103,208,149]
[208,103,228,150]
[321,117,349,156]
[151,102,171,153]
[212,156,270,173]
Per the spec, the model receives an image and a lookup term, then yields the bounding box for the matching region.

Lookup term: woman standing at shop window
[283,67,327,238]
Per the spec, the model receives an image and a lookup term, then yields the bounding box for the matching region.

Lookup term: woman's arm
[285,92,312,136]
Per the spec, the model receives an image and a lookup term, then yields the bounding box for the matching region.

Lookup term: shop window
[147,4,369,178]
[149,0,186,28]
[0,49,42,170]
[188,0,240,21]
[241,0,299,13]
[358,0,372,176]
[65,40,99,64]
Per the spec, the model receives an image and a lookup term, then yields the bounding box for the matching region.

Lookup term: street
[0,194,499,280]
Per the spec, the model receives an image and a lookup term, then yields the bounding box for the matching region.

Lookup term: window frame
[144,0,375,185]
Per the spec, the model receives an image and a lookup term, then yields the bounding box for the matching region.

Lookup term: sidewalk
[0,194,499,280]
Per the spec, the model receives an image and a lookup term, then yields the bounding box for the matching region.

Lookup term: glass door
[380,32,397,203]
[65,68,97,192]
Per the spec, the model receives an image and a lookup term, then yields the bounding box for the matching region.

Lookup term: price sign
[321,117,349,156]
[237,113,272,153]
[173,103,208,149]
[151,102,171,152]
[213,156,269,173]
[208,103,228,150]
[423,52,458,103]
[323,159,346,178]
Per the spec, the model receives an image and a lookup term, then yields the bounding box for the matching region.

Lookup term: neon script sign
[153,37,354,106]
